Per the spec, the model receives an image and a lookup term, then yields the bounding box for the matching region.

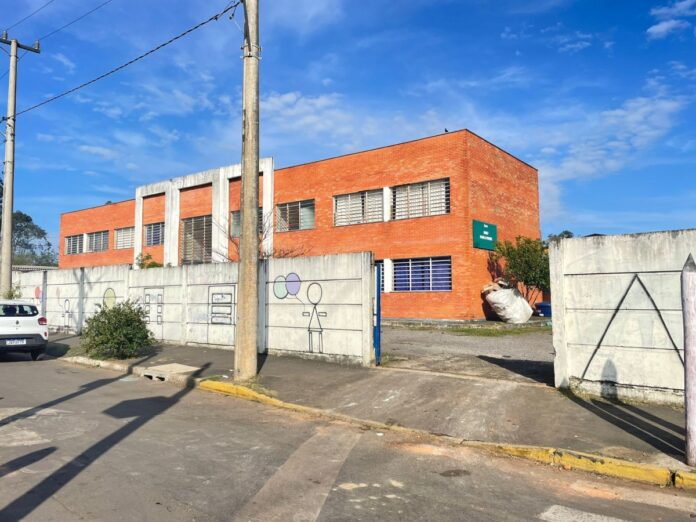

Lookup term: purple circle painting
[285,273,301,296]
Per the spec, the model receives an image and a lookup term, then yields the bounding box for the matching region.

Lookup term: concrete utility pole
[683,254,696,466]
[235,0,260,381]
[0,32,40,296]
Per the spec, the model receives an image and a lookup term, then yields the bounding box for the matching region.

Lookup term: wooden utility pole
[0,32,40,296]
[684,254,696,465]
[235,0,260,381]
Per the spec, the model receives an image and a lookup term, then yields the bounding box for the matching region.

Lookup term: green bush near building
[82,300,154,360]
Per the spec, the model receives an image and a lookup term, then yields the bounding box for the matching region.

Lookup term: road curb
[61,355,692,490]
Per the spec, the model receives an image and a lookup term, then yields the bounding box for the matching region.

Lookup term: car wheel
[30,350,42,361]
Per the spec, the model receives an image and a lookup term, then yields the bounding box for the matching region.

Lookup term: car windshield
[0,304,38,317]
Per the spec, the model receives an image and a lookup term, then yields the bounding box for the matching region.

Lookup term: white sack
[485,287,533,324]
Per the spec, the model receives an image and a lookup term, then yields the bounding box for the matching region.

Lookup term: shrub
[135,253,162,269]
[82,300,154,359]
[491,236,549,303]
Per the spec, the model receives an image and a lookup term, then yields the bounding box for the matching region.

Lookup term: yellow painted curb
[198,379,685,489]
[674,469,696,490]
[554,450,673,487]
[197,379,461,446]
[60,357,693,490]
[463,442,674,487]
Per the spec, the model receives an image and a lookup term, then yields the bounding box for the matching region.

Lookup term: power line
[6,0,59,31]
[1,0,119,83]
[37,0,118,42]
[1,1,242,123]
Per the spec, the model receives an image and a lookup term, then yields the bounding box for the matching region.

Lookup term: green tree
[547,230,574,242]
[9,211,57,266]
[491,236,549,303]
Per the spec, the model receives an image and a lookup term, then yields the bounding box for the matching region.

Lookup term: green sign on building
[473,220,497,251]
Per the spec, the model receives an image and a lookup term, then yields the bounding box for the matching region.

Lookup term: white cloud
[651,0,696,18]
[149,126,181,146]
[410,66,536,96]
[266,0,345,35]
[553,29,594,53]
[53,53,76,74]
[646,19,691,39]
[559,40,592,53]
[78,145,120,161]
[91,184,130,196]
[669,60,696,79]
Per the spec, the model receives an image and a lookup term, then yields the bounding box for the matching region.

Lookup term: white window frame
[86,230,109,253]
[392,256,452,292]
[114,227,135,249]
[65,234,84,255]
[392,178,450,221]
[276,200,315,232]
[334,189,383,226]
[180,215,212,265]
[144,222,165,247]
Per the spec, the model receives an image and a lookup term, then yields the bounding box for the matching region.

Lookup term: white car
[0,300,48,360]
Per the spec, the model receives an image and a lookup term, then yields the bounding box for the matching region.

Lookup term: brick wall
[466,132,541,318]
[142,193,165,264]
[57,131,539,320]
[59,200,135,268]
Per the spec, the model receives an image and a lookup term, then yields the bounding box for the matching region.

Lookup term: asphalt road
[1,354,693,521]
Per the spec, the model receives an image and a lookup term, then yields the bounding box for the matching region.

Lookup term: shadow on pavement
[564,392,685,459]
[0,447,57,480]
[0,351,160,429]
[477,355,554,386]
[0,363,211,520]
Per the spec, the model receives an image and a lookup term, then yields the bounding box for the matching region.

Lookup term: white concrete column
[383,259,394,293]
[261,157,275,256]
[550,239,569,388]
[164,186,179,266]
[133,190,144,268]
[211,168,230,263]
[383,187,392,222]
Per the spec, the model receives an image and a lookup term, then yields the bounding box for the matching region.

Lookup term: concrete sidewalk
[46,335,686,471]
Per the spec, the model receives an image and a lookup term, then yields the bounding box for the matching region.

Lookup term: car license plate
[6,339,26,346]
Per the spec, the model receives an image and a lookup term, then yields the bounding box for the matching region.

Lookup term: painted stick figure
[303,283,327,353]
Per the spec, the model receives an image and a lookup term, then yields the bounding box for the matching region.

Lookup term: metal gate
[373,263,382,365]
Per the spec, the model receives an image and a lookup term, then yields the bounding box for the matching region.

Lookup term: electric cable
[1,1,242,123]
[5,0,59,31]
[37,0,117,42]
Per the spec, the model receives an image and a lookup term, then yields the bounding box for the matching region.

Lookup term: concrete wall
[13,252,374,366]
[550,229,696,405]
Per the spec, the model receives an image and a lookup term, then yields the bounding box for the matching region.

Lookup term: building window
[144,222,164,247]
[86,231,109,253]
[393,257,452,292]
[65,234,84,255]
[392,178,450,220]
[180,215,212,265]
[334,190,383,226]
[276,200,315,232]
[231,208,264,237]
[115,227,134,249]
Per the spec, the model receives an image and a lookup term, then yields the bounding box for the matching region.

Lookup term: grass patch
[441,325,551,337]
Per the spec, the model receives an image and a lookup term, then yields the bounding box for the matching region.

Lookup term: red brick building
[59,130,539,320]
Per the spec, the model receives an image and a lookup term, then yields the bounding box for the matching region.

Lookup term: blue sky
[1,0,695,246]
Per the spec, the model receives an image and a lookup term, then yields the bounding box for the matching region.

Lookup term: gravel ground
[382,327,554,362]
